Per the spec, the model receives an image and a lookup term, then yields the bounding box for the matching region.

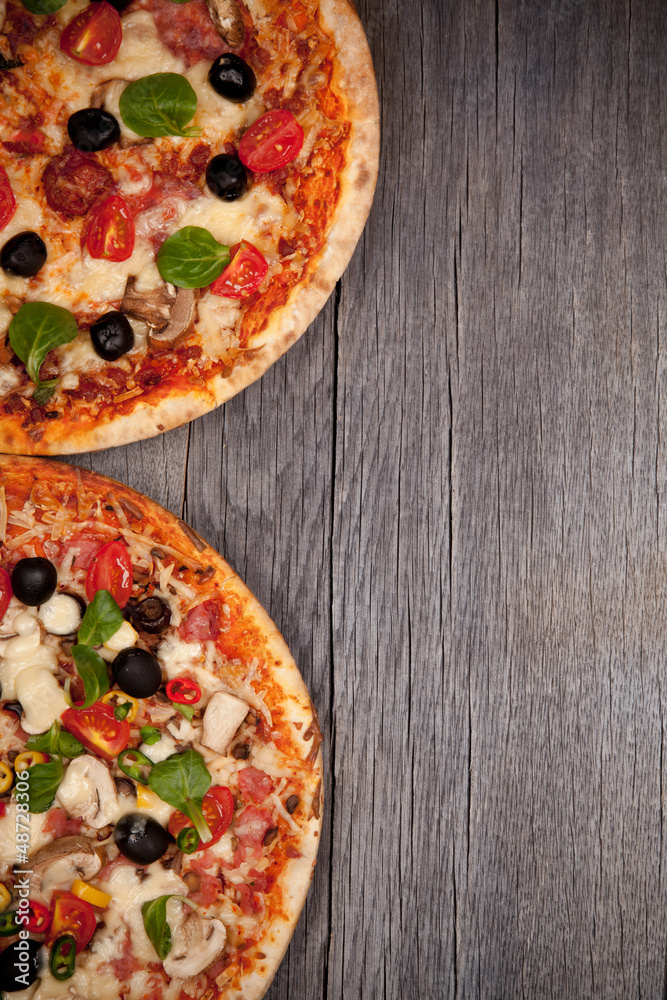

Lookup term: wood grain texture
[66,0,667,996]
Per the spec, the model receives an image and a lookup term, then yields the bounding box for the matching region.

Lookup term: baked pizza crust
[0,0,379,455]
[0,455,324,1000]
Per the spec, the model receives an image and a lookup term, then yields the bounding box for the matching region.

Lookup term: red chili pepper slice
[166,677,201,704]
[26,900,51,934]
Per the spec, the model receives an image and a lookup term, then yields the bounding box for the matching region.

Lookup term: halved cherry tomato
[48,891,97,952]
[26,900,51,934]
[168,786,234,850]
[61,702,130,761]
[0,167,16,232]
[86,194,135,262]
[238,110,304,172]
[166,677,201,704]
[60,1,122,65]
[85,539,132,607]
[0,569,12,621]
[210,240,268,299]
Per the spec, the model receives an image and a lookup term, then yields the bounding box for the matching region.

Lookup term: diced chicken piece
[200,691,249,755]
[16,667,68,733]
[38,594,82,636]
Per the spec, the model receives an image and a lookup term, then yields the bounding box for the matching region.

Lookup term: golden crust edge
[0,455,324,999]
[0,0,380,455]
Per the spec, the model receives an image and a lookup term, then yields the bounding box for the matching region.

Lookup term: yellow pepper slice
[0,761,13,795]
[100,690,139,723]
[14,751,47,772]
[0,884,10,913]
[70,879,111,909]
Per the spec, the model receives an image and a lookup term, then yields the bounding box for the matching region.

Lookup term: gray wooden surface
[70,0,667,996]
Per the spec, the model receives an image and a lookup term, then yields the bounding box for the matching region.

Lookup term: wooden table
[70,0,667,996]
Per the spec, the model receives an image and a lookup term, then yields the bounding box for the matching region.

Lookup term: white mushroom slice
[38,594,82,636]
[206,0,244,46]
[16,667,68,733]
[56,755,120,829]
[162,907,227,979]
[31,835,103,881]
[201,691,249,755]
[121,275,176,329]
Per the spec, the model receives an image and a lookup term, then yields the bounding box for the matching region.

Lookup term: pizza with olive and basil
[0,0,379,454]
[0,457,323,1000]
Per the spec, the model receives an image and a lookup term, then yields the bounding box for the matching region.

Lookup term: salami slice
[42,148,114,217]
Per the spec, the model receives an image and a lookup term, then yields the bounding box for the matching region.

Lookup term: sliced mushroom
[201,691,249,756]
[56,755,119,829]
[162,907,227,979]
[120,276,176,330]
[206,0,244,47]
[148,288,199,351]
[31,835,103,881]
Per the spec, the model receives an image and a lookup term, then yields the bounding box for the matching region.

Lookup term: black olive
[0,939,43,991]
[90,0,133,11]
[111,647,162,698]
[89,311,134,361]
[130,596,171,634]
[67,108,120,152]
[3,702,23,719]
[11,557,57,606]
[1,232,47,278]
[114,812,171,865]
[208,53,256,103]
[205,154,248,201]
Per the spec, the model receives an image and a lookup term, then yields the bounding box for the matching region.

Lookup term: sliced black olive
[114,812,171,865]
[89,311,134,361]
[208,53,256,103]
[129,596,171,634]
[3,702,23,719]
[111,647,162,698]
[11,557,57,606]
[0,939,43,991]
[1,232,47,278]
[205,154,248,201]
[67,108,120,152]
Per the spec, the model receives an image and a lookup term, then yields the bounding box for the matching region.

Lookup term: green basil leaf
[26,759,63,813]
[32,381,57,405]
[140,726,161,746]
[156,227,230,289]
[0,55,23,71]
[78,589,124,647]
[21,0,68,14]
[148,749,212,843]
[119,74,202,138]
[173,703,195,722]
[141,895,194,961]
[70,645,109,709]
[8,302,78,390]
[26,722,85,759]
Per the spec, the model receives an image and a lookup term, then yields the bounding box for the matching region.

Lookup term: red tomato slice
[210,241,268,299]
[60,1,122,65]
[0,167,16,232]
[61,702,131,761]
[48,891,97,952]
[168,786,234,849]
[85,539,132,607]
[86,194,135,262]
[0,568,12,621]
[238,110,304,172]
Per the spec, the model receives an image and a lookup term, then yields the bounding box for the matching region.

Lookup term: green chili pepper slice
[117,748,154,785]
[51,934,76,981]
[176,827,200,854]
[114,701,133,721]
[0,910,20,936]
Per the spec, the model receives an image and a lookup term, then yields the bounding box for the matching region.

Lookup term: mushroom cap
[206,0,244,47]
[30,835,103,881]
[162,908,227,979]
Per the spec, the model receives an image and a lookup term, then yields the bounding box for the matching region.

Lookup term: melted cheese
[16,666,69,733]
[0,803,52,861]
[0,611,58,701]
